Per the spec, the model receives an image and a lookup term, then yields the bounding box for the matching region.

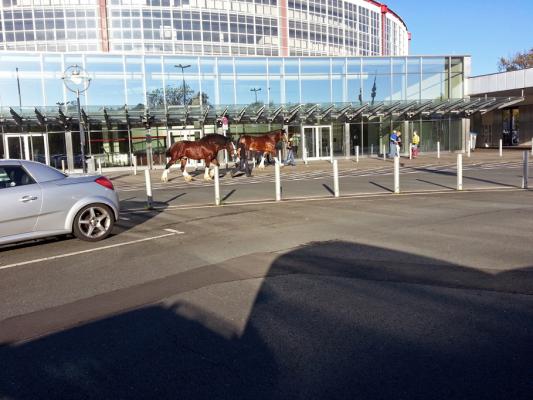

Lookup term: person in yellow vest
[411,131,420,158]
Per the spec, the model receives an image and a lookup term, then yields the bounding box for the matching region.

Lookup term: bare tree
[498,48,533,72]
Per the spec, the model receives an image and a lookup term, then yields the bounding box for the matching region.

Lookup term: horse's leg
[210,158,220,177]
[161,157,175,182]
[258,153,266,169]
[204,159,212,180]
[181,158,193,182]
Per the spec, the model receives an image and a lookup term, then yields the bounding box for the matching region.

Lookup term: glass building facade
[0,0,408,56]
[0,52,477,169]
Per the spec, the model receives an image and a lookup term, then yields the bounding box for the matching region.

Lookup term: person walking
[231,140,252,177]
[411,130,420,158]
[284,134,296,166]
[388,130,398,158]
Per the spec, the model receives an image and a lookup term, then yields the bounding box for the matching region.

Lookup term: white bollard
[133,156,137,176]
[278,150,282,165]
[383,144,386,161]
[437,141,441,159]
[467,140,471,158]
[457,153,463,191]
[409,142,412,160]
[333,159,339,198]
[499,139,503,157]
[522,151,529,189]
[275,160,281,201]
[144,169,153,208]
[356,145,359,163]
[394,155,400,194]
[214,165,221,205]
[98,158,102,174]
[61,159,66,172]
[371,144,374,157]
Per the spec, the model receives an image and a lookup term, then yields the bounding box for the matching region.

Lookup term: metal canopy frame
[0,97,523,131]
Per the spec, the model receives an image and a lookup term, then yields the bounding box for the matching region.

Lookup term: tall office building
[0,0,409,56]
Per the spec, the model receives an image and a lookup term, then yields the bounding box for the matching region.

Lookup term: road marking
[0,231,181,271]
[164,228,185,234]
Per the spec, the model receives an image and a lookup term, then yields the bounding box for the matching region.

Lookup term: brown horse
[238,130,288,169]
[161,134,236,182]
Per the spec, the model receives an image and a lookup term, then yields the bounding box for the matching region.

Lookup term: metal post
[356,145,359,163]
[457,153,463,191]
[394,155,400,194]
[98,158,102,174]
[499,139,503,157]
[370,144,373,157]
[61,159,66,172]
[467,140,471,158]
[133,155,137,175]
[214,165,221,205]
[437,141,440,159]
[16,67,22,111]
[382,144,386,161]
[409,142,412,160]
[522,151,529,189]
[144,169,153,209]
[278,149,282,165]
[333,159,339,197]
[275,160,281,201]
[76,90,87,173]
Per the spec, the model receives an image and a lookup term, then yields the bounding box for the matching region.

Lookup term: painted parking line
[0,230,184,271]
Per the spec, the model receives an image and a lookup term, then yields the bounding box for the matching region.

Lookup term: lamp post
[15,67,22,111]
[62,65,91,173]
[175,64,191,106]
[250,87,261,103]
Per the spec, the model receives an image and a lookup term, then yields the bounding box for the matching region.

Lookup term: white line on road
[164,228,185,234]
[0,231,181,271]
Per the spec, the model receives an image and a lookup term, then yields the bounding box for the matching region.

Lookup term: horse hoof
[204,176,212,181]
[184,176,193,182]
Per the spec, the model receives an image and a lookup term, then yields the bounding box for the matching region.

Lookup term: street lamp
[62,64,91,173]
[175,64,191,106]
[250,87,262,104]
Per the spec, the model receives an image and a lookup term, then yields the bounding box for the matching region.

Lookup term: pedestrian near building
[411,130,420,158]
[285,134,296,166]
[389,130,402,158]
[231,141,252,177]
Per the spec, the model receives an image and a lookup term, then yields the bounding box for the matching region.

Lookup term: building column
[462,118,470,152]
[344,122,350,158]
[65,130,74,171]
[403,120,410,156]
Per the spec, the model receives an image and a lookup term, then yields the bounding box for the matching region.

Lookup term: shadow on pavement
[1,241,532,399]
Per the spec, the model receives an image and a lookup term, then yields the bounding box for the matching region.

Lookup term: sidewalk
[105,149,528,185]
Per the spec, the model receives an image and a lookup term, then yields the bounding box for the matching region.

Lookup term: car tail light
[95,177,114,190]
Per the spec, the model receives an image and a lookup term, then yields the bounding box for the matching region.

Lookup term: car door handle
[19,195,38,202]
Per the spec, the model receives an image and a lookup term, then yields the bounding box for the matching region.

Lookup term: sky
[386,0,533,76]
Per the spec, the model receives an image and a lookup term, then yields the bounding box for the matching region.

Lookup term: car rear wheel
[73,204,115,242]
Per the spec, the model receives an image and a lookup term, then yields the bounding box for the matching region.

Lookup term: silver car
[0,159,119,245]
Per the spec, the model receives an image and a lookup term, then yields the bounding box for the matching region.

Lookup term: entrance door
[302,126,331,160]
[5,134,49,164]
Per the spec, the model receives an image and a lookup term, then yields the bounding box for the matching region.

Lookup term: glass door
[303,126,332,160]
[303,127,316,159]
[5,134,49,164]
[7,136,25,159]
[318,126,331,158]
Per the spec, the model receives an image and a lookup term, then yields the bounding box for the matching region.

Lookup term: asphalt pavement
[0,150,532,400]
